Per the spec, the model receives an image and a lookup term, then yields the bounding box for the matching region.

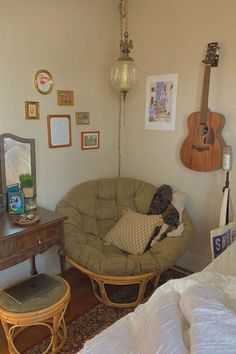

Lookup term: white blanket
[79,271,236,354]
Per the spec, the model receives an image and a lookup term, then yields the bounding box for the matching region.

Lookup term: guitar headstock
[203,42,220,67]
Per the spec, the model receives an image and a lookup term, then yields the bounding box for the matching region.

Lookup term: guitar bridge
[192,145,210,152]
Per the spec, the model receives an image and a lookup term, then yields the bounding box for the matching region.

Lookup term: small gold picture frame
[57,90,74,106]
[75,112,90,125]
[25,101,40,119]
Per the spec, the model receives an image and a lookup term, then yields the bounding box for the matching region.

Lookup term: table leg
[30,255,38,276]
[58,222,66,278]
[58,248,66,279]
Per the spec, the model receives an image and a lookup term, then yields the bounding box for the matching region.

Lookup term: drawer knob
[35,234,42,244]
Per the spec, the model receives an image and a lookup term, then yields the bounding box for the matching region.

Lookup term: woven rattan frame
[67,256,160,308]
[0,276,70,354]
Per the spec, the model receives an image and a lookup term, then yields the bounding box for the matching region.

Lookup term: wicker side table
[0,275,70,354]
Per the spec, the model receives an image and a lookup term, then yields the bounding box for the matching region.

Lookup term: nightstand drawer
[14,224,61,251]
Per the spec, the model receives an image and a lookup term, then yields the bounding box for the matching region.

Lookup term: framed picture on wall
[81,131,100,150]
[33,69,54,95]
[145,73,178,131]
[75,112,90,125]
[57,90,74,105]
[47,115,72,148]
[25,101,40,119]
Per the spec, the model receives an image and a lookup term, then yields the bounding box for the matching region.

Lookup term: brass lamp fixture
[111,0,139,178]
[110,0,139,100]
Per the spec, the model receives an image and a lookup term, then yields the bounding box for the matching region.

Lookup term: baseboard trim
[176,250,210,273]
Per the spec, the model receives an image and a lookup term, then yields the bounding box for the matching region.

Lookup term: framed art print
[33,69,54,95]
[145,73,178,131]
[47,115,72,148]
[57,90,74,106]
[81,131,100,150]
[75,112,90,125]
[25,101,39,119]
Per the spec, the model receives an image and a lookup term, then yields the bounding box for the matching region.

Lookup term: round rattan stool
[0,275,70,354]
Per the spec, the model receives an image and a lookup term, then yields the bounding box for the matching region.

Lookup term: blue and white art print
[145,73,178,131]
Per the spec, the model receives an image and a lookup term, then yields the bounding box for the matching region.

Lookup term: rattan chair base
[67,256,161,308]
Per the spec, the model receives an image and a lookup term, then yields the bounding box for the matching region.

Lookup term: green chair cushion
[56,178,194,276]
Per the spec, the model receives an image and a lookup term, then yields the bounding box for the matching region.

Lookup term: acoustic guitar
[180,42,225,172]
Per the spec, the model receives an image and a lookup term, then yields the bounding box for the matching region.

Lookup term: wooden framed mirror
[0,133,36,209]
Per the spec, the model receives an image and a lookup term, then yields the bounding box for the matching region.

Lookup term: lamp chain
[119,0,128,55]
[118,93,126,177]
[124,1,128,33]
[120,5,123,55]
[118,93,122,177]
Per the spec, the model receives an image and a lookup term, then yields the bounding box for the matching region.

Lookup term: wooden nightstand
[0,207,67,277]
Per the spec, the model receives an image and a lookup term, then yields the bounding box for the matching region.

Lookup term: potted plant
[19,173,34,198]
[19,173,37,210]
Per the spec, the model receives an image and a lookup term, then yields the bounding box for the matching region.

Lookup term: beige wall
[124,0,236,270]
[2,0,236,288]
[0,0,119,288]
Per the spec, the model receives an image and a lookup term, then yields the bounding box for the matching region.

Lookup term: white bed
[78,242,236,354]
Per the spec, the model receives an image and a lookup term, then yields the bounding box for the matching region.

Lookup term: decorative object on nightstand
[7,183,25,214]
[13,213,40,226]
[19,173,37,211]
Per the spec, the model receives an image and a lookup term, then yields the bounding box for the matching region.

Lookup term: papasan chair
[56,177,194,308]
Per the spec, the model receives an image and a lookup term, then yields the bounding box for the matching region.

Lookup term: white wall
[124,0,236,270]
[0,0,119,288]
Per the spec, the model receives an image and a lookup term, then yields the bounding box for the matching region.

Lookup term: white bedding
[79,243,236,354]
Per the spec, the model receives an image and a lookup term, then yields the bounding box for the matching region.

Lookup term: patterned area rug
[24,267,189,354]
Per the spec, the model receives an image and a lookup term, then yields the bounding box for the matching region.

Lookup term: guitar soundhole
[199,123,208,136]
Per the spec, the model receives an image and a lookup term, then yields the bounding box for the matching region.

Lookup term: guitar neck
[200,64,211,123]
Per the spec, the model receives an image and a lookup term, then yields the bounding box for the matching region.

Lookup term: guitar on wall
[180,42,225,172]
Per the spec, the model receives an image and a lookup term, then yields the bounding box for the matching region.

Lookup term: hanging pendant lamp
[110,0,139,100]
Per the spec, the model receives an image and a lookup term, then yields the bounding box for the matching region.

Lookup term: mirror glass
[4,138,31,186]
[0,133,36,209]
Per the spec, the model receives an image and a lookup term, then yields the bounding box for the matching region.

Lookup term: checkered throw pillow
[105,209,163,255]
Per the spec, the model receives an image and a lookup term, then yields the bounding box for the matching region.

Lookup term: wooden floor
[0,267,99,354]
